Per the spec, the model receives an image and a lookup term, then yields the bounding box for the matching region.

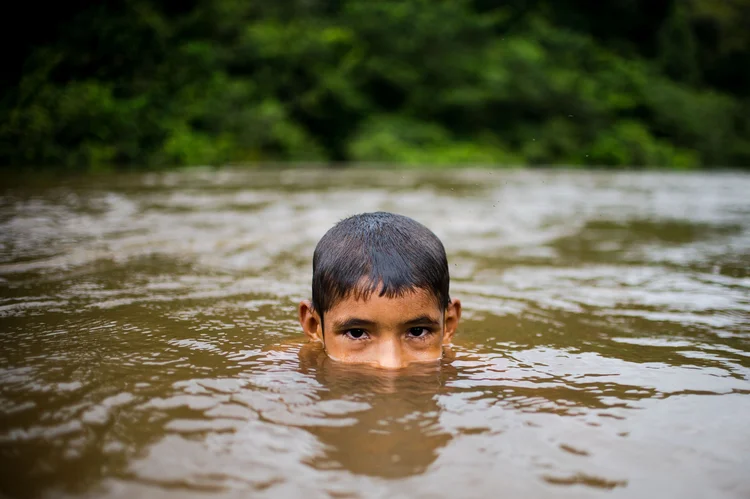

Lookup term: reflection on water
[1,169,749,498]
[298,342,454,478]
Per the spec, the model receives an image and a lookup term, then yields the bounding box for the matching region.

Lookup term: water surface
[1,169,749,498]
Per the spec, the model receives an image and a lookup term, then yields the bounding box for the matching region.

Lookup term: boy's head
[299,212,461,369]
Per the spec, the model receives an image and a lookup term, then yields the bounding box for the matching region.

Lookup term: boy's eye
[344,329,369,340]
[407,327,432,339]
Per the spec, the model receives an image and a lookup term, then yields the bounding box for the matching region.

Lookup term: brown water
[1,169,749,499]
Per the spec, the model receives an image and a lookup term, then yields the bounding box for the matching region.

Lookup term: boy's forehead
[327,286,442,317]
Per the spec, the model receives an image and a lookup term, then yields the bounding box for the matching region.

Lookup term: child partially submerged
[298,212,461,368]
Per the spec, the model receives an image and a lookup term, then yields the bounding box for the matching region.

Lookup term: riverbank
[4,1,749,171]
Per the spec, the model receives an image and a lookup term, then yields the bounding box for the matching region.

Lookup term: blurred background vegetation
[2,0,749,170]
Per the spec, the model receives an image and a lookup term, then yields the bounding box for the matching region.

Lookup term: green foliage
[2,0,749,169]
[589,121,699,168]
[658,3,700,85]
[348,115,517,166]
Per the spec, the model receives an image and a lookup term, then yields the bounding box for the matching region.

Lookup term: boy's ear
[442,298,462,345]
[299,300,323,343]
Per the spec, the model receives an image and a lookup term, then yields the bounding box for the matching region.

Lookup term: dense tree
[1,0,748,169]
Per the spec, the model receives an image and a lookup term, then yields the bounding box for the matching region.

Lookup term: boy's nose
[375,338,405,369]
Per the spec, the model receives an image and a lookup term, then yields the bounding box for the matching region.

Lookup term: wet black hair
[311,212,450,328]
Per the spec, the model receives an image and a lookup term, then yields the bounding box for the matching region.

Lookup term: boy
[298,212,461,369]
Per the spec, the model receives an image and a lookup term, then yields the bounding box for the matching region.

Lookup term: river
[1,168,749,498]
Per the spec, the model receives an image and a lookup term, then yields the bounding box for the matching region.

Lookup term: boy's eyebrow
[331,318,377,330]
[402,315,441,326]
[330,315,440,330]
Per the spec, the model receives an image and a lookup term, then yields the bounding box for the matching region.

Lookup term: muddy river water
[1,169,749,498]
